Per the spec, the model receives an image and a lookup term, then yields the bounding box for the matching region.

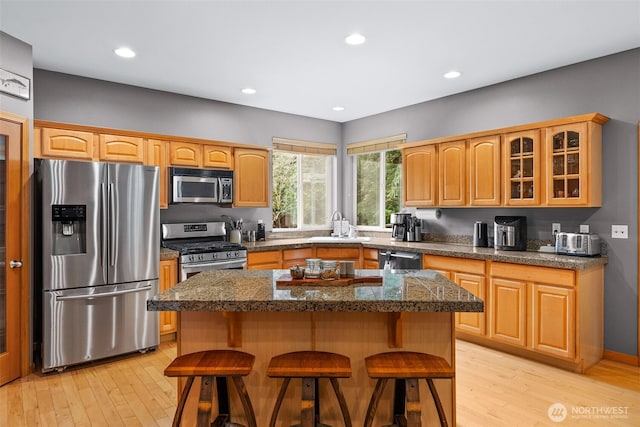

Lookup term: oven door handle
[181,259,247,272]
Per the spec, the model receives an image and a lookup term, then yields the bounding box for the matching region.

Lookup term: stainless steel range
[161,222,247,280]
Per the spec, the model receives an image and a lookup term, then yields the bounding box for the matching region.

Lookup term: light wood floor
[1,340,638,426]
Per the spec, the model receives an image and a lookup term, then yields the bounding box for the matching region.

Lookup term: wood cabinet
[159,259,178,335]
[468,135,500,206]
[531,284,575,359]
[147,139,169,208]
[403,144,437,206]
[315,246,362,268]
[503,129,541,205]
[169,141,202,167]
[438,140,466,206]
[247,250,282,270]
[545,120,603,206]
[234,148,270,207]
[282,247,314,269]
[424,255,486,336]
[39,128,96,160]
[363,247,379,269]
[489,277,527,347]
[99,134,144,163]
[203,145,233,169]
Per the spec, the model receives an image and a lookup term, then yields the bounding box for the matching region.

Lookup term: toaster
[555,232,601,256]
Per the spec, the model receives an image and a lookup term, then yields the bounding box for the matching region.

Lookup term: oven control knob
[198,254,204,261]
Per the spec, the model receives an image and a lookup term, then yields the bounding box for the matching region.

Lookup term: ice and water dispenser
[51,204,87,255]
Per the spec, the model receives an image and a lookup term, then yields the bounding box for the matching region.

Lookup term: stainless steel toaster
[555,232,601,256]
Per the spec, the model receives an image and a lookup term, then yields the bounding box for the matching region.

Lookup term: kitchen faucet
[330,210,347,237]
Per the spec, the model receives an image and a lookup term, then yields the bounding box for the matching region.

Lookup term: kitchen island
[148,269,483,426]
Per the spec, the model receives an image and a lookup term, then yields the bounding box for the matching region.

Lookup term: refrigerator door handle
[100,182,108,279]
[109,182,117,267]
[56,285,153,301]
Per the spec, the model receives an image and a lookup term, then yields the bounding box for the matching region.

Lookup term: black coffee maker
[390,213,412,241]
[494,216,527,251]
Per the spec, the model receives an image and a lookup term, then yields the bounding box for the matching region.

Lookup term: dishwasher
[379,250,423,270]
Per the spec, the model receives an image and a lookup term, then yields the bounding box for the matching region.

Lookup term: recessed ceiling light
[444,70,462,79]
[241,87,256,95]
[332,106,345,111]
[114,47,136,58]
[345,33,366,45]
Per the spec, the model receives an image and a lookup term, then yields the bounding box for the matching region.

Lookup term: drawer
[316,247,360,259]
[424,255,485,275]
[363,248,379,261]
[283,247,314,261]
[490,262,575,287]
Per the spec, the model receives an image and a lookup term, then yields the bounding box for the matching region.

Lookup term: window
[348,134,406,229]
[272,138,336,230]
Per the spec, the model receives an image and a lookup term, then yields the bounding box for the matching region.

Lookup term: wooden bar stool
[164,349,257,427]
[267,351,353,427]
[363,351,454,427]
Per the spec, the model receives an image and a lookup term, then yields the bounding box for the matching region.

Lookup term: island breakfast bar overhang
[148,269,484,426]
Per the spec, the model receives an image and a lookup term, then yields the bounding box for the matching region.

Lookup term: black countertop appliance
[494,216,527,251]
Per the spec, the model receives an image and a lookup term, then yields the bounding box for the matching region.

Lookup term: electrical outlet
[612,224,628,239]
[579,224,590,233]
[552,223,561,235]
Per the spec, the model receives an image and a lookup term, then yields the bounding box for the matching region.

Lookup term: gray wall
[33,70,343,228]
[32,49,639,356]
[343,48,640,356]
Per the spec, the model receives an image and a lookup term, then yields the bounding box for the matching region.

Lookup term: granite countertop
[147,269,484,313]
[160,247,180,260]
[243,237,607,270]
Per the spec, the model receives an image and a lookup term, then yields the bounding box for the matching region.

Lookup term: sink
[307,236,372,243]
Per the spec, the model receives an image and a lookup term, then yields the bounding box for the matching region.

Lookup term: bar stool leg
[329,377,353,427]
[426,379,448,427]
[268,377,291,427]
[172,376,195,427]
[231,376,258,427]
[405,378,421,427]
[301,377,316,427]
[363,378,388,427]
[197,375,214,427]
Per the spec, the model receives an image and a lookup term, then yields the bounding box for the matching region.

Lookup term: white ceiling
[1,1,639,122]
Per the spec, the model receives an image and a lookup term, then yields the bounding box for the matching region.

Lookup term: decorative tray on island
[276,274,383,287]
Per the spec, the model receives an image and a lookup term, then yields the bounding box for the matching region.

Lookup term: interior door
[0,114,26,385]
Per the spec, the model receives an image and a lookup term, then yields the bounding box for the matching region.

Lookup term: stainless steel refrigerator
[36,159,159,372]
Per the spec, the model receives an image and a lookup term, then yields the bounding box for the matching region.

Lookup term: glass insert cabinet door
[505,130,540,205]
[547,123,588,204]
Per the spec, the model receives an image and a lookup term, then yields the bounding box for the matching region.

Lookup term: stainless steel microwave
[170,167,233,204]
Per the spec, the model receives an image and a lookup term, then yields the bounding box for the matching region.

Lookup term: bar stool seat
[164,349,257,427]
[363,351,455,427]
[267,350,353,427]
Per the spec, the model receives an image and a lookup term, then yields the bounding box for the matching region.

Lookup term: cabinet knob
[10,260,23,268]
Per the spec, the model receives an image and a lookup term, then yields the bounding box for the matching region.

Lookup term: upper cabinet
[169,141,202,167]
[504,130,541,206]
[203,145,233,169]
[401,113,608,208]
[99,134,144,163]
[545,120,603,206]
[234,148,270,207]
[469,135,501,206]
[39,128,96,160]
[147,139,169,209]
[403,144,437,206]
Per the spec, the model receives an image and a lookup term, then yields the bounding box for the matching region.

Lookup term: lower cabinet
[363,248,379,269]
[530,284,575,359]
[159,259,178,335]
[489,277,527,347]
[315,246,362,268]
[247,250,282,270]
[424,255,486,336]
[282,247,314,269]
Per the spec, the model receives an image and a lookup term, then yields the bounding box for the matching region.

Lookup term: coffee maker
[494,216,527,251]
[390,213,412,241]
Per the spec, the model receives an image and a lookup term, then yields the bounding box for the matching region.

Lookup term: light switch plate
[611,224,628,239]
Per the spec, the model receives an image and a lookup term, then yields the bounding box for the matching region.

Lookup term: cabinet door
[363,248,379,269]
[234,148,270,207]
[438,140,466,206]
[40,128,96,160]
[545,123,589,205]
[159,260,178,334]
[469,135,500,206]
[531,284,575,359]
[403,144,437,206]
[490,277,527,347]
[170,141,203,167]
[282,247,314,269]
[455,272,486,335]
[99,134,144,163]
[504,130,541,206]
[247,250,282,270]
[147,139,169,209]
[203,145,233,169]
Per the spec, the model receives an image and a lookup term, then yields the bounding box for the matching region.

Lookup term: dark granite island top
[147,269,484,313]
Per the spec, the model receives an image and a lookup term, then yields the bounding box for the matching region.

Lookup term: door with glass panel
[0,115,24,385]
